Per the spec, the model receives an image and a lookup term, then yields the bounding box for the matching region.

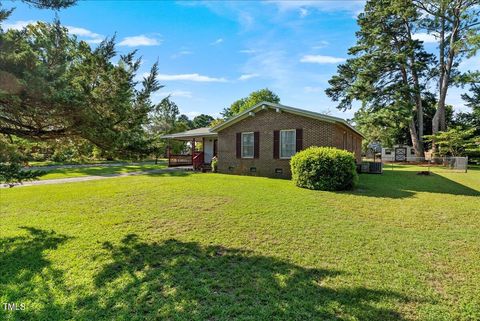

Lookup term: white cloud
[238,73,260,81]
[312,40,329,49]
[304,86,323,93]
[211,38,224,45]
[267,0,365,15]
[119,35,161,47]
[3,20,36,30]
[300,55,346,64]
[412,32,438,43]
[299,8,309,17]
[156,73,227,82]
[66,26,101,38]
[239,49,257,54]
[66,26,104,44]
[171,50,193,58]
[238,11,255,30]
[241,48,291,88]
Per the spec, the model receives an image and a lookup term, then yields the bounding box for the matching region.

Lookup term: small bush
[290,147,358,191]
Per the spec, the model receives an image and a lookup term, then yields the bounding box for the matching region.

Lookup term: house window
[280,129,296,159]
[241,132,254,158]
[410,149,416,155]
[385,149,392,155]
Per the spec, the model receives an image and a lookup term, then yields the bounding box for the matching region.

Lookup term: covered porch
[161,127,218,170]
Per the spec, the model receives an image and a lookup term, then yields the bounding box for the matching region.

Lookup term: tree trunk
[405,20,425,156]
[409,118,421,158]
[433,2,461,137]
[399,61,423,157]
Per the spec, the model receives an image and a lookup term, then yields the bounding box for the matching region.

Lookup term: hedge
[290,147,358,191]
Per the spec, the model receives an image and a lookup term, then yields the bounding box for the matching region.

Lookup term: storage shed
[381,145,417,162]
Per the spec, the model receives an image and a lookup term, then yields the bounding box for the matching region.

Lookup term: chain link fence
[380,156,469,173]
[360,156,470,173]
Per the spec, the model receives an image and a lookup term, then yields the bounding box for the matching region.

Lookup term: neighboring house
[381,145,418,162]
[162,102,363,178]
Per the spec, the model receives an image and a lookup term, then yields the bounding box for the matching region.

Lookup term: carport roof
[160,127,217,140]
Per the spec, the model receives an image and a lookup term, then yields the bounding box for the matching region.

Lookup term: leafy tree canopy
[192,114,214,128]
[221,88,280,118]
[424,127,479,157]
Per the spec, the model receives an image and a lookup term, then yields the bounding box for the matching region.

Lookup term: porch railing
[168,154,192,167]
[193,152,204,170]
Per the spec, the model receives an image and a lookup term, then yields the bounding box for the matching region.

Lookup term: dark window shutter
[236,133,241,158]
[273,130,279,159]
[296,128,303,152]
[254,131,260,159]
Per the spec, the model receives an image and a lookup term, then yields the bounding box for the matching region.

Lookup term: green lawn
[35,161,167,180]
[1,166,479,321]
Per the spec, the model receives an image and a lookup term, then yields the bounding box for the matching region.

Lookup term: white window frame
[280,129,296,159]
[241,132,254,159]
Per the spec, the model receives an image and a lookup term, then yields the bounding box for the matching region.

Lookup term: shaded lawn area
[28,159,165,167]
[35,161,167,180]
[1,166,479,321]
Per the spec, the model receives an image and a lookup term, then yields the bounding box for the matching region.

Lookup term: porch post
[191,138,196,165]
[167,144,171,166]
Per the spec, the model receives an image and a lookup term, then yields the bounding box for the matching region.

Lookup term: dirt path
[1,168,190,188]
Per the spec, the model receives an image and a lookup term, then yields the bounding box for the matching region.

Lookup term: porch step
[201,164,212,172]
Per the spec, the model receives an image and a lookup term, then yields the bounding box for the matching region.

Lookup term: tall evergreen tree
[0,21,161,149]
[326,0,434,155]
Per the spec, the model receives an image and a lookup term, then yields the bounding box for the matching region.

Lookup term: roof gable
[211,102,364,138]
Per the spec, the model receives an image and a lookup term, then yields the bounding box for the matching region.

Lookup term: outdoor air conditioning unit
[358,162,383,174]
[369,162,383,174]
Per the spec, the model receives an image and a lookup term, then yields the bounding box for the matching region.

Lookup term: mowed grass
[35,161,167,180]
[1,166,479,321]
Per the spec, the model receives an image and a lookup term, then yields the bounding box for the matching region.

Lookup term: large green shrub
[290,147,358,191]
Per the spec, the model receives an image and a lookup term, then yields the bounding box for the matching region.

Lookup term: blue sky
[3,0,478,120]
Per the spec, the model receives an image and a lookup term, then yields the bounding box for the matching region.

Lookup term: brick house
[162,102,363,178]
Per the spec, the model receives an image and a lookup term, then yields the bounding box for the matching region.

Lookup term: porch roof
[161,127,217,140]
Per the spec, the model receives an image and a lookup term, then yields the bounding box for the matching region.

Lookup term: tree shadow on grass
[76,235,414,321]
[349,170,480,199]
[0,227,72,320]
[40,163,169,179]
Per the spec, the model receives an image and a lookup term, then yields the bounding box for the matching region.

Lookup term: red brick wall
[217,109,362,178]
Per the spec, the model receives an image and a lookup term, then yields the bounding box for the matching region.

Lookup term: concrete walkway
[1,167,192,188]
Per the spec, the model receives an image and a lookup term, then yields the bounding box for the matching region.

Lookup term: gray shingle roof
[160,127,216,139]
